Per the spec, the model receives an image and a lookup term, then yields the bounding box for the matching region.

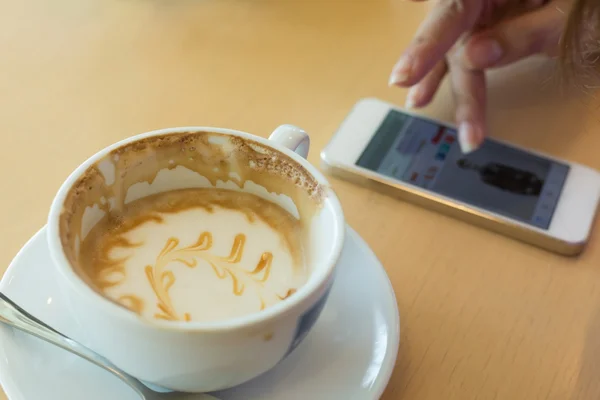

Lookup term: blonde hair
[561,0,600,79]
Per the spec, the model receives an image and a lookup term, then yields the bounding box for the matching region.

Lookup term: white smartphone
[321,98,600,255]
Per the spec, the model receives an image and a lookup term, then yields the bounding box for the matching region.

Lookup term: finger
[448,57,486,153]
[523,0,547,10]
[389,0,482,87]
[462,3,566,70]
[405,60,448,108]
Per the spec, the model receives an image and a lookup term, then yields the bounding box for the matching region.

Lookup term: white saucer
[0,226,399,400]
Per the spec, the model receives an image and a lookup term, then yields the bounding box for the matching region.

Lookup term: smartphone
[321,98,600,255]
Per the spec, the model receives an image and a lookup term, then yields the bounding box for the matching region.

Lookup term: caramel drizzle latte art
[80,189,303,322]
[117,232,294,321]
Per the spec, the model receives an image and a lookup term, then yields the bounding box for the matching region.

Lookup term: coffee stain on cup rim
[53,129,342,330]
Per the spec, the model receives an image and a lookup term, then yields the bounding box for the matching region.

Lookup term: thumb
[462,3,567,70]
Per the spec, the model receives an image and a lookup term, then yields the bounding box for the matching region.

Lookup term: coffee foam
[57,130,325,320]
[79,189,306,322]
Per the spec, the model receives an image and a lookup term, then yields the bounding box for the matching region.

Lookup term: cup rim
[47,126,345,332]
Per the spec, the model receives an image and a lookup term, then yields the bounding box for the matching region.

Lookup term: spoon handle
[0,292,150,397]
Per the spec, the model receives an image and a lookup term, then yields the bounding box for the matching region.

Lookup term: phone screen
[356,110,570,229]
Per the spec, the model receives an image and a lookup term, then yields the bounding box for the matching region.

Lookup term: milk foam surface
[79,189,306,323]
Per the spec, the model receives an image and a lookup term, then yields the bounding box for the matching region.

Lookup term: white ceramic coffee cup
[47,125,345,392]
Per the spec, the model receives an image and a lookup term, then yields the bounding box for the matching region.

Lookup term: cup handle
[268,124,310,159]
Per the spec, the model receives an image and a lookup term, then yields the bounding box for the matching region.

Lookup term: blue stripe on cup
[285,285,333,357]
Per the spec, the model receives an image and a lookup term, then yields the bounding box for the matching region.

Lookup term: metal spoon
[0,292,220,400]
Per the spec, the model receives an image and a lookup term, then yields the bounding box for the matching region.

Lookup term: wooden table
[3,1,600,399]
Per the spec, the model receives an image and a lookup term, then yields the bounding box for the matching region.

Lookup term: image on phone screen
[356,110,570,229]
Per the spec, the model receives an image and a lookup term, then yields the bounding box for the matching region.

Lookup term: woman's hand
[388,0,571,153]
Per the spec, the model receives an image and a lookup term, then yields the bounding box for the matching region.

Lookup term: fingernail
[458,122,483,154]
[388,56,413,86]
[405,87,419,108]
[467,38,503,69]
